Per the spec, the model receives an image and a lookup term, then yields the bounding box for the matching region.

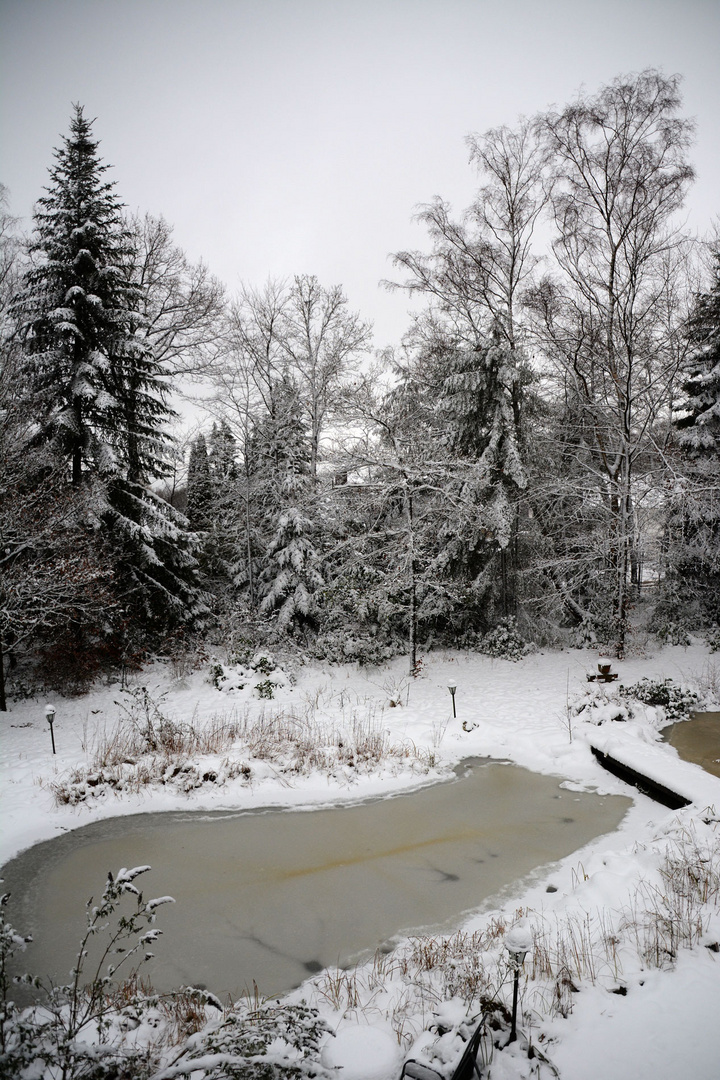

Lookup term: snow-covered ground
[2,641,720,1078]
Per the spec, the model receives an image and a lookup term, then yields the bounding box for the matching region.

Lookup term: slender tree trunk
[72,395,83,484]
[406,484,418,674]
[0,624,6,712]
[72,445,82,486]
[244,463,255,608]
[614,455,632,659]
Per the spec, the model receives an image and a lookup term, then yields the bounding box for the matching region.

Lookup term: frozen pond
[2,759,631,1001]
[662,711,720,778]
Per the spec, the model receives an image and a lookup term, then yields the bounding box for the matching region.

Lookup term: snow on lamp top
[505,921,532,959]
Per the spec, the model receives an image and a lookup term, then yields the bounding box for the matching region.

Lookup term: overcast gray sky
[1,0,718,347]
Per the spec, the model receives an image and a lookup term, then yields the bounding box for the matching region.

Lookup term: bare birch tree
[529,69,695,655]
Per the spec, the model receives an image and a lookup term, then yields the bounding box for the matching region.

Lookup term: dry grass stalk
[50,691,430,805]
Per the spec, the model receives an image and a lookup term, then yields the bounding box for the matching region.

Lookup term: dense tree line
[1,72,718,702]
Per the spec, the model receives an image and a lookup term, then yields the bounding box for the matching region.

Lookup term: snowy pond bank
[2,758,631,1001]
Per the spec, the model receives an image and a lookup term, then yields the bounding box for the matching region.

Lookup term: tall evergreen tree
[666,251,720,622]
[207,420,238,486]
[248,378,324,631]
[15,106,166,482]
[186,433,213,530]
[13,106,206,641]
[437,336,529,617]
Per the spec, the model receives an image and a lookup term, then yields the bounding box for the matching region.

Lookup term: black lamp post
[447,683,457,718]
[506,924,531,1043]
[45,704,56,754]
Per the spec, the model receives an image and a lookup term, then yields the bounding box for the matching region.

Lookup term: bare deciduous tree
[280,275,372,481]
[126,212,227,378]
[528,69,695,655]
[389,117,548,350]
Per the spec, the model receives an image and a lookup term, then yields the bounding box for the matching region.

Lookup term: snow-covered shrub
[3,675,38,702]
[0,868,172,1080]
[382,674,409,708]
[705,625,720,653]
[568,617,598,649]
[619,677,699,721]
[176,1001,333,1078]
[311,628,403,666]
[569,685,632,725]
[478,617,532,661]
[654,620,692,647]
[208,660,228,689]
[251,652,276,675]
[207,653,291,697]
[255,679,275,700]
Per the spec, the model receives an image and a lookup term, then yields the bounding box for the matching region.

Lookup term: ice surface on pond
[662,711,720,778]
[3,758,630,1001]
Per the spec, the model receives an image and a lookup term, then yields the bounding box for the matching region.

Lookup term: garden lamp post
[505,923,531,1043]
[448,683,457,718]
[45,704,57,754]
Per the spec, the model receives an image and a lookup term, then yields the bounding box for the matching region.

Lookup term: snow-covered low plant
[1,867,173,1080]
[114,686,182,753]
[478,618,533,662]
[208,661,229,690]
[250,652,276,676]
[654,621,692,647]
[206,654,292,698]
[1,875,337,1079]
[568,684,632,726]
[619,677,699,721]
[254,679,275,700]
[311,628,403,666]
[49,695,435,806]
[162,1001,334,1078]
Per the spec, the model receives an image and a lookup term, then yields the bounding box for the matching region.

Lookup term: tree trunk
[72,444,82,485]
[244,464,255,608]
[614,456,633,660]
[500,548,510,618]
[406,484,418,675]
[0,624,6,712]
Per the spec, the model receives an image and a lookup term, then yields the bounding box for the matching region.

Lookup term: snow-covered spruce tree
[207,419,239,487]
[1,184,117,699]
[186,432,214,530]
[13,106,207,649]
[435,333,530,622]
[250,378,324,633]
[664,251,720,624]
[184,424,241,595]
[389,121,542,633]
[321,358,469,670]
[204,421,243,580]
